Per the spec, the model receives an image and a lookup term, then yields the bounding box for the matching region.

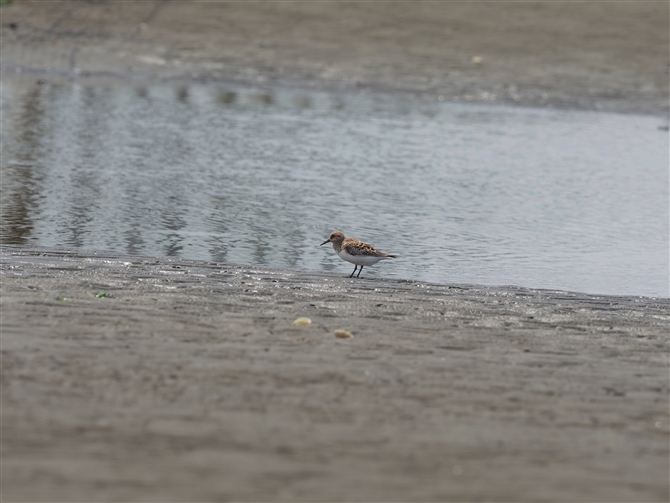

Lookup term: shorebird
[320,231,396,278]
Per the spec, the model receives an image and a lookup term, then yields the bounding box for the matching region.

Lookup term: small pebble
[292,317,311,326]
[334,329,353,339]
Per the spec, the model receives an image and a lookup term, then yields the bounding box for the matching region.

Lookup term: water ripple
[1,77,667,296]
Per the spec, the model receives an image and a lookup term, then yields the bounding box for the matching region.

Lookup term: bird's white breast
[338,249,386,266]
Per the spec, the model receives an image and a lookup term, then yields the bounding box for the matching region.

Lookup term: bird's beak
[320,239,331,246]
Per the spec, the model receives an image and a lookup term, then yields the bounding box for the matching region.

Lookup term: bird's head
[321,231,345,246]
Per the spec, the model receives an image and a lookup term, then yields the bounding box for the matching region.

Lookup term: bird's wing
[343,238,389,257]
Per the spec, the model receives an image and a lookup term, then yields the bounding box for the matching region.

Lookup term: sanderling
[320,231,396,278]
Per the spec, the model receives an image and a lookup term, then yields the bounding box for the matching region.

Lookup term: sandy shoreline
[2,246,669,501]
[2,0,668,115]
[2,2,669,500]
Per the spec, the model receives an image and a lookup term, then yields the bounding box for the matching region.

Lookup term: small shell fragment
[471,56,483,65]
[292,317,312,326]
[334,329,353,339]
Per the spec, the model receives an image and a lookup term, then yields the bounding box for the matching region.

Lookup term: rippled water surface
[2,77,668,296]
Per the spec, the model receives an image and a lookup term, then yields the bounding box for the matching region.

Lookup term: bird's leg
[356,266,363,278]
[349,265,358,278]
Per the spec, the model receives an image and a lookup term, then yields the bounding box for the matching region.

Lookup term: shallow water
[2,77,668,297]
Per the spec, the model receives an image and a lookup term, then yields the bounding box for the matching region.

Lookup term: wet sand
[2,2,670,501]
[2,246,669,501]
[2,0,668,115]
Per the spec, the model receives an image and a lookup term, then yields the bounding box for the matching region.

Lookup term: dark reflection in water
[217,90,236,106]
[2,86,45,243]
[1,77,667,297]
[135,86,148,99]
[176,86,188,103]
[293,95,311,109]
[251,92,274,106]
[162,194,187,257]
[2,163,36,243]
